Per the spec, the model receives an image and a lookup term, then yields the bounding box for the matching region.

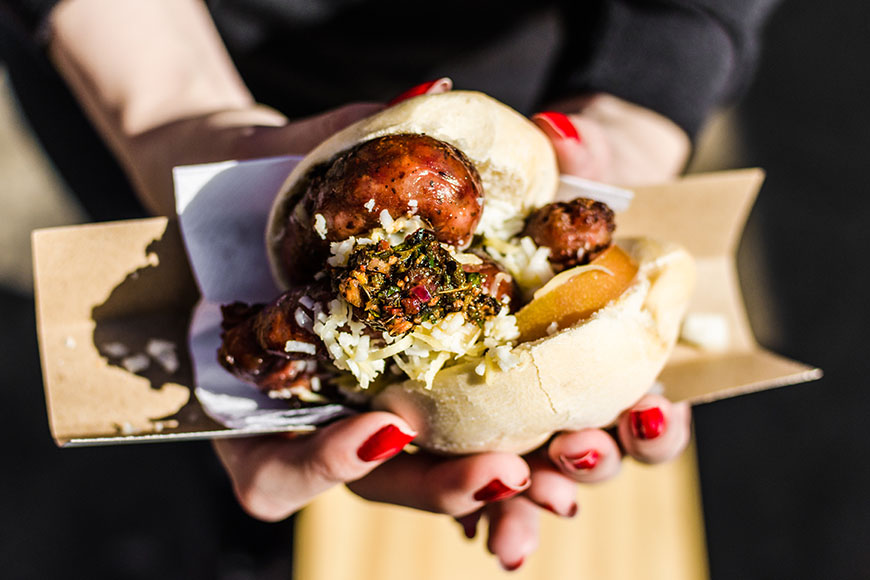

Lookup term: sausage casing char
[218,282,332,397]
[521,198,616,271]
[280,134,484,282]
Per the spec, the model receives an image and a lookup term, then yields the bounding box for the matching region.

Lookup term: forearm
[46,0,282,214]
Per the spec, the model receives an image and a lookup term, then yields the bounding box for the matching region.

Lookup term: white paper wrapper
[174,156,353,430]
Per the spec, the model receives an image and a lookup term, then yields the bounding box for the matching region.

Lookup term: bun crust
[267,91,559,288]
[371,237,696,455]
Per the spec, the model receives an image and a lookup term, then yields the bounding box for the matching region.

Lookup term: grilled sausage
[280,134,484,281]
[521,198,615,271]
[218,282,331,394]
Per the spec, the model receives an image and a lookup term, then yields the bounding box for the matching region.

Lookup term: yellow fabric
[295,441,707,580]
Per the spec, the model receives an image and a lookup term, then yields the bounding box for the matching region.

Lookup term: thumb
[228,102,385,159]
[278,102,386,153]
[531,111,611,181]
[214,412,415,521]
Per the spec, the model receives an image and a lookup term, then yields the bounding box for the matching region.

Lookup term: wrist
[123,105,289,216]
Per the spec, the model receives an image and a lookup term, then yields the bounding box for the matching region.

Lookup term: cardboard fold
[32,168,820,446]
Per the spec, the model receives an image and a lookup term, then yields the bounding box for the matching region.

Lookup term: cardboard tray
[32,168,821,447]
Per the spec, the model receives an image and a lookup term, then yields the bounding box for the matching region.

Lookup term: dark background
[694,1,870,578]
[1,1,868,578]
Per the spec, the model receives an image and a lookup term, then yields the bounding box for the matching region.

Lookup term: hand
[356,394,691,571]
[120,102,383,215]
[531,93,692,185]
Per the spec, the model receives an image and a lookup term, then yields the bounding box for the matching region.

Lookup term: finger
[531,111,611,181]
[616,394,692,464]
[348,450,530,517]
[213,412,415,521]
[249,102,385,156]
[485,496,541,572]
[522,451,579,518]
[388,77,453,105]
[547,427,624,484]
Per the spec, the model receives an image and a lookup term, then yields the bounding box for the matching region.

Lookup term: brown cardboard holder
[32,168,819,447]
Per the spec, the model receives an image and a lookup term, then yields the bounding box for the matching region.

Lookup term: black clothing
[3,0,781,136]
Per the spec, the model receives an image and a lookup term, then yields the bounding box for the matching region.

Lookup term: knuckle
[232,478,298,523]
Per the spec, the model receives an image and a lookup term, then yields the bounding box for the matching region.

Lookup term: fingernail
[502,557,525,572]
[541,502,579,518]
[388,77,453,105]
[357,424,416,462]
[560,449,601,471]
[532,111,581,142]
[630,407,665,440]
[456,512,481,539]
[473,478,529,502]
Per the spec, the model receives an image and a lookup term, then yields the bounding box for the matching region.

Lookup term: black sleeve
[0,0,61,39]
[551,0,782,137]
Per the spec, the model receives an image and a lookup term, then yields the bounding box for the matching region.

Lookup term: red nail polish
[357,424,415,462]
[630,407,665,440]
[532,111,581,142]
[456,512,480,539]
[566,502,579,518]
[388,78,451,105]
[473,478,528,502]
[541,502,579,518]
[502,557,525,572]
[561,449,601,471]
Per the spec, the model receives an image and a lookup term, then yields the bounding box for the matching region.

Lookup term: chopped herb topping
[331,229,499,336]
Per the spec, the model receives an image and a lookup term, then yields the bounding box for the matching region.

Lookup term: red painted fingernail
[456,512,481,539]
[541,502,579,518]
[388,78,452,105]
[502,557,525,572]
[532,111,581,142]
[356,424,416,462]
[473,478,529,502]
[560,449,601,471]
[630,407,666,440]
[566,502,579,517]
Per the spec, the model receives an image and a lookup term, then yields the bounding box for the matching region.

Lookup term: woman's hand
[118,102,383,215]
[531,93,692,186]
